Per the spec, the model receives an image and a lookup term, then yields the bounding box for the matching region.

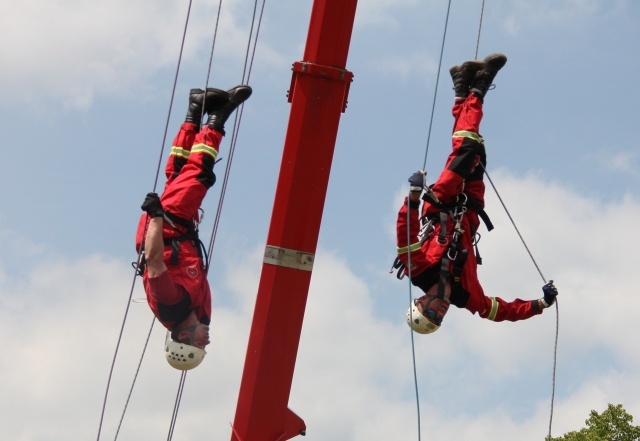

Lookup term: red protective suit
[396,94,541,322]
[136,122,220,331]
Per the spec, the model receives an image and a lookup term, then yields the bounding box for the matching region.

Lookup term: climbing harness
[482,165,560,439]
[133,209,209,277]
[135,210,209,273]
[392,185,493,301]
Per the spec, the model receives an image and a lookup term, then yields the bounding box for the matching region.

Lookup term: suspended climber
[395,53,558,334]
[135,85,252,368]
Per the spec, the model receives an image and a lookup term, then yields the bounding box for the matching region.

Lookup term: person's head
[406,293,451,334]
[165,323,210,370]
[172,322,210,349]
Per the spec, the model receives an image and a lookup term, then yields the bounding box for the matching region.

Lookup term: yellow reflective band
[487,297,499,321]
[191,143,219,160]
[170,146,190,159]
[397,241,422,255]
[452,130,484,144]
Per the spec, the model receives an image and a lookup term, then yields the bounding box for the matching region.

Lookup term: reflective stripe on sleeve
[487,297,499,321]
[397,241,422,255]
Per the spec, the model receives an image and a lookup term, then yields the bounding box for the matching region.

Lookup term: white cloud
[501,0,617,34]
[0,0,266,111]
[592,149,639,175]
[369,50,438,80]
[2,172,640,440]
[353,0,425,28]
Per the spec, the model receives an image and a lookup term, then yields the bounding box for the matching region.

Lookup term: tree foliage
[548,404,640,441]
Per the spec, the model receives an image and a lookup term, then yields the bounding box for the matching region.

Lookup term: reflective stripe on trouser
[452,130,484,144]
[160,125,222,222]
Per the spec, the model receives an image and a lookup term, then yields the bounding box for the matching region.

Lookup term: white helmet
[165,339,206,370]
[406,300,440,334]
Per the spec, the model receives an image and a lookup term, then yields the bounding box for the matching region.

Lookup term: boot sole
[483,53,507,71]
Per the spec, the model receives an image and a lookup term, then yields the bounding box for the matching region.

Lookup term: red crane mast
[230,0,358,439]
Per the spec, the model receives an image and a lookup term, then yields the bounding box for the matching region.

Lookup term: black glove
[408,171,426,192]
[541,281,558,307]
[141,192,165,218]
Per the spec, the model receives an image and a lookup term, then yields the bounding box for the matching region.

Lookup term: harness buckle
[418,217,436,245]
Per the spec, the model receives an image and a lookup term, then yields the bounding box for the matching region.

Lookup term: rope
[162,1,266,438]
[481,168,546,282]
[200,1,224,122]
[403,2,456,439]
[474,0,486,60]
[206,0,266,261]
[482,166,560,438]
[412,0,559,437]
[167,372,188,440]
[97,0,219,441]
[548,301,559,439]
[113,318,156,440]
[421,0,453,170]
[161,1,226,438]
[401,2,456,439]
[95,4,196,439]
[96,269,142,441]
[405,195,422,441]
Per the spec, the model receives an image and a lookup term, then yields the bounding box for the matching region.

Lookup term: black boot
[449,60,486,98]
[185,88,229,126]
[206,85,253,135]
[470,53,507,100]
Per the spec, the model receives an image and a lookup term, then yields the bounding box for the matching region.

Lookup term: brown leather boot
[449,60,486,98]
[470,53,507,99]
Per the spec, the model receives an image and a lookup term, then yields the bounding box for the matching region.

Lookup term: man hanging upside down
[136,85,252,369]
[395,53,558,334]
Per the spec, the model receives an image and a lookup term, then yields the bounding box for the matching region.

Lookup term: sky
[1,0,639,440]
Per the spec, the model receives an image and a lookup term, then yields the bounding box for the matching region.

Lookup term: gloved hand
[141,192,165,218]
[541,280,558,307]
[408,170,427,192]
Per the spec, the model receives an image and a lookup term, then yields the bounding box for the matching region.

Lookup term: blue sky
[1,0,639,440]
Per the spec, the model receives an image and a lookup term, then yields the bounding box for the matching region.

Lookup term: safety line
[96,268,142,441]
[164,1,265,438]
[162,0,227,436]
[413,0,559,438]
[151,1,196,193]
[482,167,546,282]
[482,166,559,438]
[406,2,454,439]
[113,317,156,440]
[474,0,486,60]
[206,0,266,261]
[421,0,453,171]
[95,1,202,439]
[548,301,559,439]
[167,372,188,441]
[405,194,422,441]
[200,0,224,123]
